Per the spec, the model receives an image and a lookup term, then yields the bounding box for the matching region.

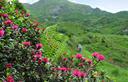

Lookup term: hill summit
[24,0,128,35]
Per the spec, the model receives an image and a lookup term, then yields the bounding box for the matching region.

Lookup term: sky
[19,0,39,4]
[19,0,128,13]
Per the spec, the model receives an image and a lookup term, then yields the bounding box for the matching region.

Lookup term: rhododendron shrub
[0,0,49,81]
[49,53,107,82]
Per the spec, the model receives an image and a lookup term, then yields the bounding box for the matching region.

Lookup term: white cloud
[19,0,27,3]
[19,0,39,4]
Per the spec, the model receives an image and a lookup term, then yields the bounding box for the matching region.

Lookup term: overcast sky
[19,0,128,13]
[19,0,39,4]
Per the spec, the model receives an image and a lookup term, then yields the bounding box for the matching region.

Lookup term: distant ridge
[23,0,128,35]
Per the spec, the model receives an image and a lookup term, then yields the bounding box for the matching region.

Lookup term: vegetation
[0,0,110,82]
[23,0,128,82]
[0,0,46,81]
[0,0,128,81]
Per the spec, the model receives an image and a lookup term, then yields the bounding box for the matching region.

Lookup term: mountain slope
[24,0,109,19]
[23,0,128,35]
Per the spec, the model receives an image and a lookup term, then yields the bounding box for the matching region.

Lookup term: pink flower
[6,75,14,82]
[34,51,42,59]
[38,59,42,64]
[42,58,49,63]
[57,67,70,72]
[97,54,105,61]
[22,28,28,33]
[72,69,81,77]
[63,58,68,61]
[36,43,43,50]
[4,20,13,25]
[92,52,99,57]
[6,63,12,68]
[88,60,93,64]
[86,58,93,65]
[0,29,4,37]
[22,41,31,46]
[12,25,18,30]
[2,14,8,18]
[33,57,37,62]
[92,52,105,61]
[81,57,86,62]
[37,58,48,64]
[78,63,84,67]
[32,51,35,55]
[72,69,87,78]
[26,13,30,17]
[79,72,87,78]
[76,54,82,59]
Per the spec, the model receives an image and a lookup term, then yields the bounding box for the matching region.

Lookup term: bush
[0,0,48,81]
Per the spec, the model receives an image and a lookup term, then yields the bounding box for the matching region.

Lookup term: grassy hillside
[41,22,128,82]
[56,23,128,68]
[41,25,128,82]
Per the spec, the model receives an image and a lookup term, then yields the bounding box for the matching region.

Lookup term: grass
[41,25,128,82]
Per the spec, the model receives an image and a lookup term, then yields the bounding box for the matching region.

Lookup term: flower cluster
[6,75,14,82]
[72,69,87,78]
[53,67,71,72]
[92,52,105,61]
[50,53,105,81]
[0,29,4,37]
